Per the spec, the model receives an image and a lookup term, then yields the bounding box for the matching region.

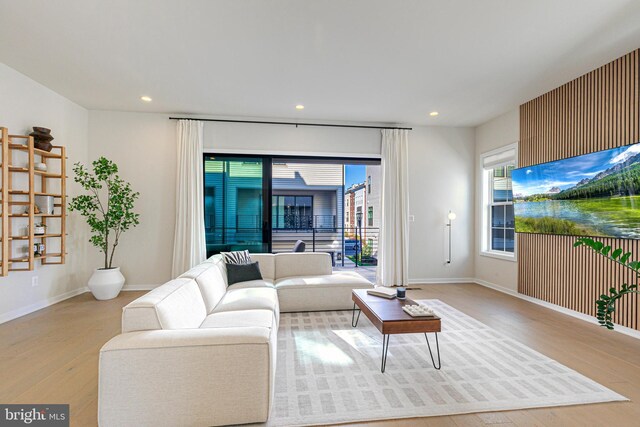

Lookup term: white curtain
[172,120,206,277]
[377,129,410,286]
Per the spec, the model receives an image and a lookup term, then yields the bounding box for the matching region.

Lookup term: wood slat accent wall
[518,49,640,330]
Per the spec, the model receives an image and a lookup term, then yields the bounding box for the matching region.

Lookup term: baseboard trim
[408,277,475,285]
[0,287,88,325]
[122,284,158,291]
[473,278,640,340]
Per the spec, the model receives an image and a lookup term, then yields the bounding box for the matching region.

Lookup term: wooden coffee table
[351,288,441,373]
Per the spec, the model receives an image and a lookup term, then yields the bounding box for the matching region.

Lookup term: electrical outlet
[31,276,39,287]
[408,215,415,222]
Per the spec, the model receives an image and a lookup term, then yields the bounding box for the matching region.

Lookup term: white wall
[85,113,475,287]
[87,111,175,288]
[204,120,381,157]
[408,127,476,283]
[208,121,476,285]
[0,62,480,320]
[474,109,519,292]
[0,63,89,322]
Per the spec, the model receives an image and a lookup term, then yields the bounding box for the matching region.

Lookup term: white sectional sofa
[98,252,372,427]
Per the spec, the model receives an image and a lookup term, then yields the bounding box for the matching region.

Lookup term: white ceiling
[1,0,639,127]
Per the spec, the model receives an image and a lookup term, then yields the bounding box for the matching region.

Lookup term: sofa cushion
[179,262,228,313]
[200,309,274,329]
[228,279,275,290]
[206,255,229,286]
[275,271,372,289]
[155,279,208,329]
[213,288,279,314]
[275,271,373,312]
[227,262,263,286]
[249,254,275,280]
[122,278,207,332]
[274,252,332,279]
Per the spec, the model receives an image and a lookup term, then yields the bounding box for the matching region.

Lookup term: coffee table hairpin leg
[425,332,442,370]
[381,334,391,373]
[351,302,361,327]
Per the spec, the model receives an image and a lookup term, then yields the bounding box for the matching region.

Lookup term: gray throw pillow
[226,261,263,286]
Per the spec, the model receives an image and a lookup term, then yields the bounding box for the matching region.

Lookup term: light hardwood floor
[1,284,640,426]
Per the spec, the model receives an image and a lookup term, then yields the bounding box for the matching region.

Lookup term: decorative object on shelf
[574,237,640,330]
[35,162,47,172]
[25,204,43,215]
[31,224,46,235]
[69,157,140,300]
[446,210,456,264]
[33,243,45,257]
[28,126,54,152]
[35,195,54,215]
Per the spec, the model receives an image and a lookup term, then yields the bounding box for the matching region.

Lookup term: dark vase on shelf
[29,126,54,152]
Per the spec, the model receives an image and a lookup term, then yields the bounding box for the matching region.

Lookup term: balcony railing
[205,224,379,267]
[272,214,337,230]
[230,214,338,230]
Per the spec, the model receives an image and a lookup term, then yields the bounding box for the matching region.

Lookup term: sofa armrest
[99,327,276,427]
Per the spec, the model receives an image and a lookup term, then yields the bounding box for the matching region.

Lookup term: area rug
[266,299,627,426]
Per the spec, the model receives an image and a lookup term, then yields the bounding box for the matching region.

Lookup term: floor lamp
[446,210,456,264]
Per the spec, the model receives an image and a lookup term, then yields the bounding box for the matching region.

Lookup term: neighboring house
[343,166,381,257]
[204,160,379,259]
[204,159,265,254]
[365,165,381,256]
[204,160,344,255]
[345,182,366,230]
[271,162,343,253]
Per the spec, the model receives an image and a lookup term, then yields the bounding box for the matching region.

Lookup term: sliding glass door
[203,155,271,257]
[203,153,380,280]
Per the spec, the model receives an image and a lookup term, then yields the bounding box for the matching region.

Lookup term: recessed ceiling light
[140,96,152,102]
[429,111,439,116]
[295,104,305,110]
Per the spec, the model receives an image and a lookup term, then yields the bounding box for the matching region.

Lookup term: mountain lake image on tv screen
[512,141,640,239]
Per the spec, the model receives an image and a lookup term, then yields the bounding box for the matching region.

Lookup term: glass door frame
[203,152,381,255]
[203,153,273,254]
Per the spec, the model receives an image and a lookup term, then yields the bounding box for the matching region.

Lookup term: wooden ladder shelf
[0,127,67,275]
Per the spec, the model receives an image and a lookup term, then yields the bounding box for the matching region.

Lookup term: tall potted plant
[69,157,140,300]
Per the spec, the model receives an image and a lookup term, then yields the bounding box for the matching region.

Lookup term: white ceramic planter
[88,267,125,300]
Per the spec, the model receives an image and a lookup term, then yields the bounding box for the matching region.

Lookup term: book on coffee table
[367,287,396,299]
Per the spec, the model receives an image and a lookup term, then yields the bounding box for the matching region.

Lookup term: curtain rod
[169,117,412,131]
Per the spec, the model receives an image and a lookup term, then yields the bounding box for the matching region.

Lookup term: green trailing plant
[362,243,373,258]
[573,237,640,330]
[69,157,140,269]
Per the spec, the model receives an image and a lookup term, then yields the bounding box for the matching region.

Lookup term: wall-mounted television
[512,142,640,239]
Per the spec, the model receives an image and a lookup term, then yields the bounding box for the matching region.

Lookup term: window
[272,195,313,229]
[367,206,373,226]
[481,144,517,260]
[490,165,515,252]
[367,176,371,194]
